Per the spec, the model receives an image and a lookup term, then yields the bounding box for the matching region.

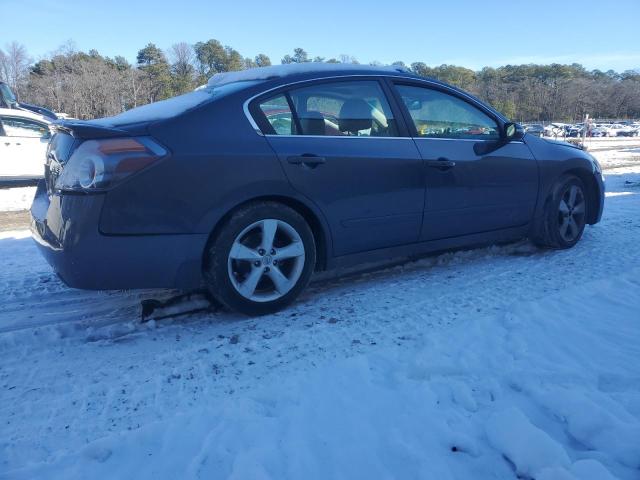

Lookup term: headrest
[338,99,373,134]
[299,110,326,136]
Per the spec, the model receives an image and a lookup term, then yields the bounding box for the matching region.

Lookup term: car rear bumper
[30,180,207,290]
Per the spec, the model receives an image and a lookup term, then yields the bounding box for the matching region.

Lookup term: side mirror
[504,122,524,140]
[474,122,524,156]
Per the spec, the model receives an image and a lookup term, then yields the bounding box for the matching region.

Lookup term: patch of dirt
[0,210,30,232]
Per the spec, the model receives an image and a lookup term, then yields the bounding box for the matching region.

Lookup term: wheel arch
[202,194,331,273]
[561,167,601,224]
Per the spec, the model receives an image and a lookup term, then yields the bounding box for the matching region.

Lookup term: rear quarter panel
[98,94,295,236]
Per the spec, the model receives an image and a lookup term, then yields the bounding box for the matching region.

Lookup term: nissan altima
[31,63,604,315]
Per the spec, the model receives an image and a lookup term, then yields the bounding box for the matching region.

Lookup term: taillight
[55,137,167,191]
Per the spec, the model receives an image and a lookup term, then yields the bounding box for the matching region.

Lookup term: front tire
[532,175,588,249]
[204,201,316,316]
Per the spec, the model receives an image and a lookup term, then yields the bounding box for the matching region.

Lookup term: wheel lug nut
[254,261,260,267]
[273,260,278,265]
[270,249,276,255]
[258,249,265,255]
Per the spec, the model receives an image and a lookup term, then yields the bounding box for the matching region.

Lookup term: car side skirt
[326,225,530,271]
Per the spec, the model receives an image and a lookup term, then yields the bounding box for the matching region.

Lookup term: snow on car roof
[93,80,257,126]
[207,62,410,88]
[92,90,214,126]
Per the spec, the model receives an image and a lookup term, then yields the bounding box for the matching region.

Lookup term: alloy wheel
[227,219,306,302]
[557,184,586,243]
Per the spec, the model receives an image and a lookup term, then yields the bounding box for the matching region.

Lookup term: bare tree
[338,54,358,64]
[167,42,196,94]
[0,41,31,97]
[168,42,195,75]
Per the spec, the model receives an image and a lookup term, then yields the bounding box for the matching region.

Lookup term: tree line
[1,40,639,121]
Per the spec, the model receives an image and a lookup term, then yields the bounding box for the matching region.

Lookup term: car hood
[541,137,585,151]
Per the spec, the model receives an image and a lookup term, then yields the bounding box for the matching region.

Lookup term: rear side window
[396,85,499,140]
[258,94,296,135]
[256,80,398,137]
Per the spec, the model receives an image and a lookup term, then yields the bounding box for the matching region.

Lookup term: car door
[251,79,425,257]
[0,119,20,178]
[0,115,50,179]
[390,82,539,241]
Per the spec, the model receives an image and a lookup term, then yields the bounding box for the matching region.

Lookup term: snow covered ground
[1,143,639,479]
[0,187,37,213]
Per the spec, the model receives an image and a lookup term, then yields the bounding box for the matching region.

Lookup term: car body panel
[30,66,606,291]
[413,138,539,240]
[31,181,207,289]
[524,134,604,224]
[266,135,425,256]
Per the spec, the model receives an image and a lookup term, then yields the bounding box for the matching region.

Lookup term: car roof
[207,62,417,88]
[0,107,51,124]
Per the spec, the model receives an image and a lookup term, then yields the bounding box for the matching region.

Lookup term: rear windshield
[94,80,261,127]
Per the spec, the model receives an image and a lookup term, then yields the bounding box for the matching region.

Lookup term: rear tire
[204,201,316,316]
[532,174,588,249]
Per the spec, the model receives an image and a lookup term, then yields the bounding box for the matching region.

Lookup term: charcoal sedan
[31,64,604,315]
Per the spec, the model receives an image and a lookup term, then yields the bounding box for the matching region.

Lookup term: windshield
[0,83,17,104]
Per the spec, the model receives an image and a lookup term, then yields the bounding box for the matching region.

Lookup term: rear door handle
[287,155,326,168]
[425,158,456,170]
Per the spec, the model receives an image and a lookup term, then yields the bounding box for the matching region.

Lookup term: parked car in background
[0,80,58,121]
[608,123,636,137]
[597,124,618,137]
[589,126,606,137]
[524,124,544,136]
[31,63,605,315]
[0,108,52,182]
[566,124,583,137]
[543,123,567,137]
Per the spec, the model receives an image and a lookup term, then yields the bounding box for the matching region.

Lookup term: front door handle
[425,158,456,170]
[287,154,326,168]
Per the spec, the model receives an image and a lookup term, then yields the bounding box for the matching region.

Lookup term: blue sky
[3,0,640,71]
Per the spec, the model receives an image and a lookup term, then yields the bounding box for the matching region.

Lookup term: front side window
[257,80,398,137]
[1,116,51,138]
[396,85,499,140]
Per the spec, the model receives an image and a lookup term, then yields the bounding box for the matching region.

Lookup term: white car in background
[597,124,619,137]
[0,108,52,182]
[608,123,636,137]
[543,123,567,138]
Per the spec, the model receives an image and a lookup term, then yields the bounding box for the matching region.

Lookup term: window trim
[243,74,509,138]
[246,75,412,138]
[254,93,296,135]
[387,80,504,141]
